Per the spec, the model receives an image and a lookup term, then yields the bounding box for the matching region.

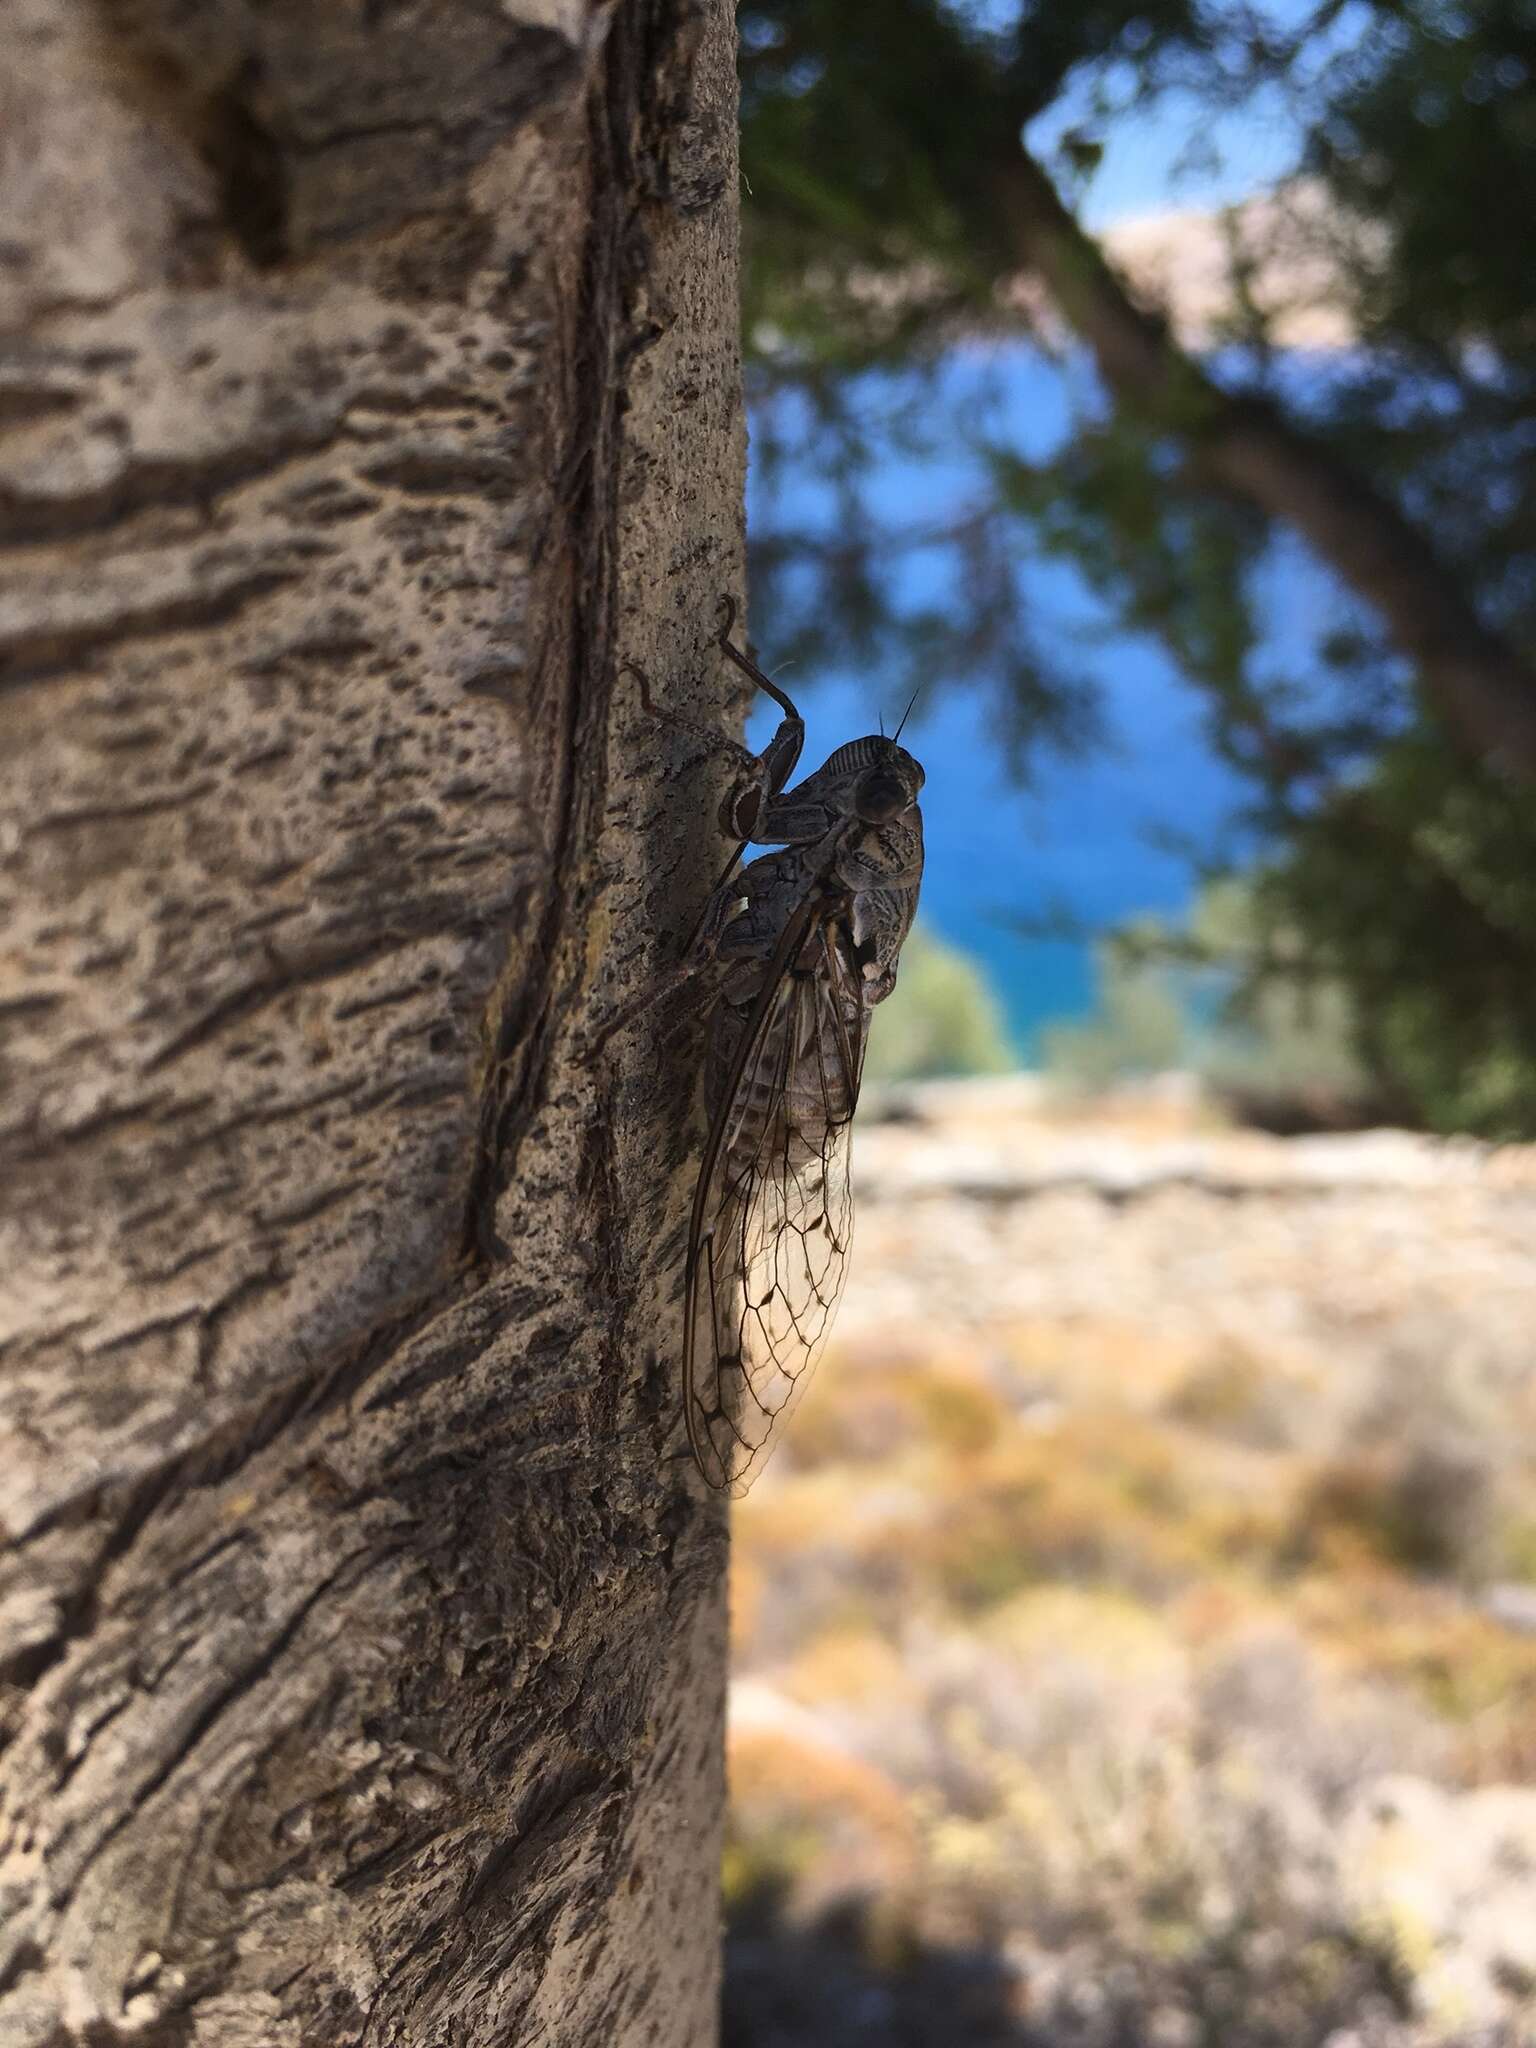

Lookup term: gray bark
[0,2,742,2041]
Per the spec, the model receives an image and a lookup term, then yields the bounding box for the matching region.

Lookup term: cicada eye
[854,768,908,823]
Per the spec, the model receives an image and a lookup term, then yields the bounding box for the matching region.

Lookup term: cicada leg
[580,864,741,1062]
[624,601,806,841]
[623,659,765,779]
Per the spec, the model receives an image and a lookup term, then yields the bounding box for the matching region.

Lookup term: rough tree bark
[0,3,743,2042]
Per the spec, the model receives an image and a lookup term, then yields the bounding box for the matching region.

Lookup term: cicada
[649,601,925,1493]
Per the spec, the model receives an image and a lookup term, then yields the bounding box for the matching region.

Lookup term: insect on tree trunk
[0,3,743,2042]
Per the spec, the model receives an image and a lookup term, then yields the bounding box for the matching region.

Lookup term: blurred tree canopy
[738,0,1536,1135]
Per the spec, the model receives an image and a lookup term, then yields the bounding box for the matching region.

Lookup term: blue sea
[747,344,1343,1061]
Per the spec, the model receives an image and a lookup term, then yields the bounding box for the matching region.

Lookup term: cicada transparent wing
[684,901,868,1494]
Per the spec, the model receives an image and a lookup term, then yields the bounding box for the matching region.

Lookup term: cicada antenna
[717,595,800,722]
[892,683,923,745]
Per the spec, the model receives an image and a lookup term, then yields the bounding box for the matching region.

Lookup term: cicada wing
[684,910,867,1495]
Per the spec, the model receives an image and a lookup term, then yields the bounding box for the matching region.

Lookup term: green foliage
[1317,0,1536,348]
[739,0,1015,359]
[1182,876,1373,1105]
[1256,734,1536,1135]
[861,924,1015,1082]
[1051,842,1536,1135]
[740,0,1536,1135]
[1041,875,1375,1110]
[739,1,1207,357]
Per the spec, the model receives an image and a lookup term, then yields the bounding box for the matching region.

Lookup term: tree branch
[998,149,1536,778]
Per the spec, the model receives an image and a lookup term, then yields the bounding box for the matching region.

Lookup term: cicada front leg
[623,597,805,843]
[710,596,805,838]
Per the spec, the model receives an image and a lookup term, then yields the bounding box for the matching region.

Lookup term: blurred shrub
[1188,878,1380,1126]
[910,1414,1247,1611]
[728,1723,919,1923]
[1070,860,1536,1138]
[786,1358,1009,1472]
[1390,1442,1503,1582]
[1295,1572,1536,1740]
[1293,1443,1502,1585]
[862,924,1015,1082]
[727,1611,1429,2048]
[912,1369,1007,1460]
[1501,1513,1536,1586]
[729,1332,1536,2036]
[1038,924,1186,1089]
[1257,743,1536,1139]
[1042,877,1392,1128]
[1163,1340,1292,1449]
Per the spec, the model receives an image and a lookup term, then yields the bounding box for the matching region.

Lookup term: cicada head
[819,735,925,825]
[852,741,924,824]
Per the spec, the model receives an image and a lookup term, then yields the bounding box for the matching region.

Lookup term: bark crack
[460,13,668,1265]
[51,1543,392,1920]
[142,928,478,1077]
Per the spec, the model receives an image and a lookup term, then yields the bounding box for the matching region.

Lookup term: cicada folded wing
[684,909,867,1494]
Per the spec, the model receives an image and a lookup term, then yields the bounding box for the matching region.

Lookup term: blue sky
[1029,83,1304,228]
[1023,0,1374,227]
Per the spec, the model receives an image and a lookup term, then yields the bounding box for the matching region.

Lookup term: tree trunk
[0,3,742,2041]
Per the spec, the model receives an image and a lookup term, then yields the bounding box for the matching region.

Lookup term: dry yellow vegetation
[725,1083,1536,2047]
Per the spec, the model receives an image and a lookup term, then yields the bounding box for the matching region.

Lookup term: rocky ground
[724,1078,1536,2048]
